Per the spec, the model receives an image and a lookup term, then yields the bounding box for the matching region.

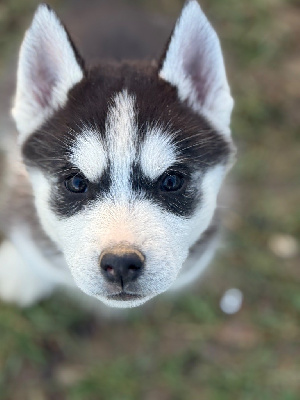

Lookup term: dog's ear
[12,4,84,142]
[159,0,233,136]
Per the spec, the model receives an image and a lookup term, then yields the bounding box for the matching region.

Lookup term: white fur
[11,4,83,142]
[70,130,107,182]
[170,164,227,290]
[0,240,48,306]
[171,231,219,290]
[0,232,73,306]
[140,127,178,179]
[187,165,226,245]
[159,0,233,136]
[106,90,137,197]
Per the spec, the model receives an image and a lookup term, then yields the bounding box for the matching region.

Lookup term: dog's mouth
[107,292,144,301]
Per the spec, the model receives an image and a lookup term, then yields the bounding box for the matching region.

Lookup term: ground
[0,0,299,399]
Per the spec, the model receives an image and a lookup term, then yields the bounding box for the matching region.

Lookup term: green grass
[0,0,299,399]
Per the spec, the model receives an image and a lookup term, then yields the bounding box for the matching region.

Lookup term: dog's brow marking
[105,90,137,196]
[140,127,178,180]
[70,130,107,181]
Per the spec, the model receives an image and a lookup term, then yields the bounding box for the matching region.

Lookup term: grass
[0,0,299,399]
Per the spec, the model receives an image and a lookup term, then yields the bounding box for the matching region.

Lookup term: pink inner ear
[28,33,64,109]
[158,0,233,134]
[12,4,84,140]
[183,45,210,108]
[183,40,220,112]
[30,56,58,108]
[18,3,84,112]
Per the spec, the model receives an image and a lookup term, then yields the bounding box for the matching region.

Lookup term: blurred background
[0,0,299,399]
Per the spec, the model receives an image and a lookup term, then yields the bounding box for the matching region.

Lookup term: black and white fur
[0,1,235,308]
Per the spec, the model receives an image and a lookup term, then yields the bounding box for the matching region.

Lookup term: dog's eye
[160,172,184,192]
[64,175,88,193]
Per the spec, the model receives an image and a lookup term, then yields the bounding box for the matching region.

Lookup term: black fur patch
[22,62,231,218]
[51,166,112,217]
[130,163,200,217]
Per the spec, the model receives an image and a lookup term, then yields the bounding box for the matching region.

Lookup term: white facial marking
[187,164,227,246]
[140,127,178,180]
[70,130,107,182]
[28,161,226,308]
[159,0,233,136]
[55,198,191,308]
[105,90,137,197]
[12,4,83,142]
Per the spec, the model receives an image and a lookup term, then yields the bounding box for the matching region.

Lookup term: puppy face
[13,2,234,307]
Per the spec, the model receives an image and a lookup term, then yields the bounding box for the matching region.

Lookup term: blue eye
[65,175,88,193]
[160,172,184,192]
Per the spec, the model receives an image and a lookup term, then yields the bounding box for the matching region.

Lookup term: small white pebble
[268,234,298,259]
[220,288,243,314]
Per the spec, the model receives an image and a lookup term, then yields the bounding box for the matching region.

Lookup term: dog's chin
[95,292,154,309]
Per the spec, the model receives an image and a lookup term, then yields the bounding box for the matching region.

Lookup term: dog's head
[12,1,234,308]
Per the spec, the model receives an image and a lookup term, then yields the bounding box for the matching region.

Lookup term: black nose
[100,248,145,287]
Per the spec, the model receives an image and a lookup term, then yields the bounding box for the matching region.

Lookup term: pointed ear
[12,4,84,142]
[159,0,234,136]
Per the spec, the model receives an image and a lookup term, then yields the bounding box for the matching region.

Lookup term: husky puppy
[0,0,235,308]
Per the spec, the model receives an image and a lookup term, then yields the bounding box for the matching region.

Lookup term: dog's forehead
[70,89,179,182]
